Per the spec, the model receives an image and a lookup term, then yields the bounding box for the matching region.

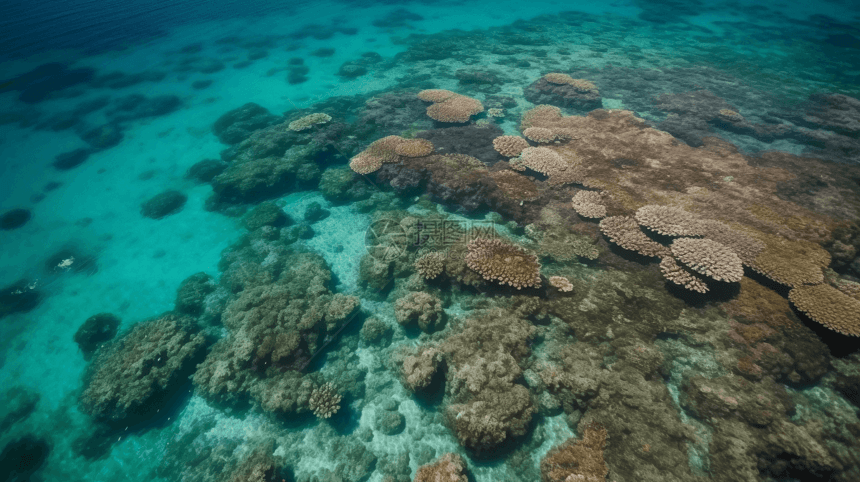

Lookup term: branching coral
[415,251,446,279]
[571,191,606,219]
[493,135,530,157]
[309,382,342,419]
[789,284,860,336]
[599,216,671,258]
[524,127,557,143]
[394,138,434,157]
[635,205,703,237]
[465,237,542,289]
[670,237,744,283]
[418,90,484,123]
[659,256,709,293]
[349,135,407,174]
[549,275,574,292]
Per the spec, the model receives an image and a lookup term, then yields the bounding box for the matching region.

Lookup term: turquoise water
[1,1,860,481]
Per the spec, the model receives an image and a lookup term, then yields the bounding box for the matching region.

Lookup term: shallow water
[1,1,860,481]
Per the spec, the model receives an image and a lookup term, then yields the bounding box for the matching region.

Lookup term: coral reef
[309,382,342,419]
[465,237,541,289]
[413,453,469,482]
[540,422,608,482]
[140,190,187,219]
[394,291,445,332]
[80,313,205,424]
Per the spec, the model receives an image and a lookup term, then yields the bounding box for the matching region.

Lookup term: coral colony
[2,5,860,482]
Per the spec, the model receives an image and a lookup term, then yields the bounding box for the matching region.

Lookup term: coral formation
[493,135,530,157]
[549,275,574,292]
[789,284,860,336]
[571,191,606,219]
[540,422,608,482]
[309,382,342,419]
[634,205,703,237]
[74,313,120,358]
[394,138,434,157]
[413,453,469,482]
[465,237,542,289]
[415,251,446,279]
[80,313,205,423]
[418,90,484,123]
[394,291,445,332]
[523,126,557,143]
[288,113,332,131]
[140,190,187,219]
[599,216,671,258]
[670,237,744,283]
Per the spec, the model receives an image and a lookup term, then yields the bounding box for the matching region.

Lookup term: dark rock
[8,62,95,104]
[338,62,367,78]
[288,57,304,66]
[1,208,31,230]
[31,193,46,203]
[0,436,51,481]
[186,159,227,183]
[243,202,289,230]
[191,79,213,90]
[53,148,91,170]
[0,280,41,318]
[212,103,280,145]
[79,123,124,149]
[372,8,423,28]
[247,50,268,60]
[0,388,39,433]
[91,70,165,89]
[375,409,405,435]
[174,273,216,316]
[523,77,602,112]
[232,60,253,69]
[108,94,181,122]
[44,181,62,191]
[416,124,507,165]
[304,202,330,223]
[178,57,225,74]
[74,313,120,357]
[311,48,336,57]
[141,190,187,219]
[291,224,314,240]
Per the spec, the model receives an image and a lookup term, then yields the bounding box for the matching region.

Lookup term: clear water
[1,1,859,481]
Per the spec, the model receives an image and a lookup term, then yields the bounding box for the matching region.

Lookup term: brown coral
[634,205,703,237]
[414,453,469,482]
[465,237,542,289]
[415,251,446,279]
[394,291,445,331]
[540,422,609,482]
[670,237,744,283]
[422,93,484,123]
[515,147,564,175]
[309,382,341,419]
[493,135,530,157]
[417,89,457,103]
[288,113,331,131]
[349,153,383,174]
[349,135,408,174]
[789,284,860,336]
[599,216,671,258]
[749,234,829,287]
[490,169,540,202]
[660,256,709,293]
[549,276,574,292]
[524,127,557,143]
[698,219,764,266]
[401,347,443,391]
[571,191,606,219]
[395,138,434,157]
[81,314,205,422]
[542,73,598,93]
